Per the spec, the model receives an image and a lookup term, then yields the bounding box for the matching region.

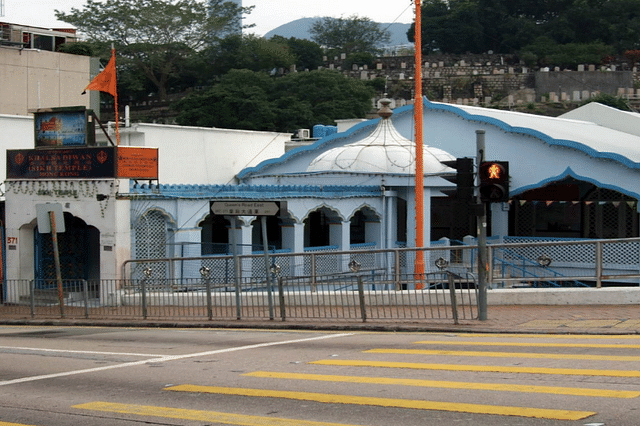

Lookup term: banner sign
[33,107,95,148]
[116,147,159,179]
[7,147,116,179]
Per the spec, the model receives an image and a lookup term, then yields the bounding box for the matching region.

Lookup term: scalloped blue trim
[237,119,382,180]
[512,167,640,200]
[128,182,382,199]
[422,99,640,169]
[240,97,639,180]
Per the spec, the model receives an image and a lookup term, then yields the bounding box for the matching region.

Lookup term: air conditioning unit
[297,129,310,139]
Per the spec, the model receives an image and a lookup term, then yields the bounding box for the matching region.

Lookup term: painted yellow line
[244,371,640,399]
[164,384,595,421]
[454,333,640,339]
[365,348,640,361]
[414,340,640,349]
[310,359,640,378]
[74,401,359,426]
[0,422,37,426]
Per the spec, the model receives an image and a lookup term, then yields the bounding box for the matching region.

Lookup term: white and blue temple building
[4,98,640,303]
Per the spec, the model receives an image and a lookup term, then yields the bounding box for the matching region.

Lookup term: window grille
[133,210,170,280]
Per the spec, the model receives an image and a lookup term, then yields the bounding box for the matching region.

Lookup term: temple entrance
[33,213,100,289]
[511,178,639,238]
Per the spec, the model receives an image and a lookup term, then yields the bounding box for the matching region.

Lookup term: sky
[1,0,415,36]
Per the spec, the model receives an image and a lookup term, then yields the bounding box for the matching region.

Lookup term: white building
[4,97,640,305]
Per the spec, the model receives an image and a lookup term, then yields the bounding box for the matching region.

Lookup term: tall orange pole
[414,0,425,283]
[112,48,121,145]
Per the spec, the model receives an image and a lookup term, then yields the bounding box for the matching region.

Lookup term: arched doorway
[34,212,100,289]
[304,207,342,248]
[200,214,231,255]
[350,206,380,246]
[511,177,639,238]
[251,215,283,252]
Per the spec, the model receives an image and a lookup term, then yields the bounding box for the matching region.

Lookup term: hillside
[263,17,412,47]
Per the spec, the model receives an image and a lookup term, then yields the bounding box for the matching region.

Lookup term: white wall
[100,123,290,185]
[0,114,36,196]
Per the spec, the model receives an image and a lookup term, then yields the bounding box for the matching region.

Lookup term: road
[0,325,638,425]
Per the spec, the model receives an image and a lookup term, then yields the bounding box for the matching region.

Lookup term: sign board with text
[211,201,284,216]
[7,147,115,179]
[33,106,95,148]
[116,147,159,179]
[7,146,159,180]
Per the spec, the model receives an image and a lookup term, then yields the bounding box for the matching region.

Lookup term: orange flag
[82,52,117,97]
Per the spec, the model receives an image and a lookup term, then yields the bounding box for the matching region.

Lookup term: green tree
[408,0,485,54]
[343,52,375,71]
[272,70,375,127]
[269,36,324,71]
[173,69,374,132]
[173,69,277,129]
[408,0,640,55]
[56,41,97,56]
[206,34,296,76]
[56,0,253,101]
[310,15,391,55]
[520,37,613,68]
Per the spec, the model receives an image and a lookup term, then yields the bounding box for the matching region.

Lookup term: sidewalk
[2,305,639,335]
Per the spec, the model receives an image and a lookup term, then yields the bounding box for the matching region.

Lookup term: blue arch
[512,167,640,201]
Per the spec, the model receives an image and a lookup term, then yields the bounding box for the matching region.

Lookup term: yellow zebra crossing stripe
[0,422,37,426]
[244,371,640,398]
[310,359,640,377]
[413,340,640,349]
[365,348,640,361]
[74,401,361,426]
[453,333,640,339]
[164,384,596,421]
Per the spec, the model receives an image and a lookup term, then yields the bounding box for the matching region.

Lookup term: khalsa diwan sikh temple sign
[7,107,158,180]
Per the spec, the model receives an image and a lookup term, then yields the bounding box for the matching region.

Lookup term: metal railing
[0,272,477,324]
[4,237,640,323]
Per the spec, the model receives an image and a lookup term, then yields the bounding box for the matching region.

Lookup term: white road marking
[0,333,353,387]
[0,346,161,357]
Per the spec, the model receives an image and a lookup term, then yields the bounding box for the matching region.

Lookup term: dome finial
[378,96,393,120]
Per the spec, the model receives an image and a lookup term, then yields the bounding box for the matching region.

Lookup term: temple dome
[307,99,455,174]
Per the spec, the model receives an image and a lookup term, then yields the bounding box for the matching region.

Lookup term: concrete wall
[0,47,92,115]
[535,71,633,101]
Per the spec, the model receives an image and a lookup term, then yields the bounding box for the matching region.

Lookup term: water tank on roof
[325,126,337,137]
[313,124,326,139]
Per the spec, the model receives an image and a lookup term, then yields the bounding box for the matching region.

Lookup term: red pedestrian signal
[479,161,509,202]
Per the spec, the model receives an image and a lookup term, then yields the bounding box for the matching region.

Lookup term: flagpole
[414,0,425,284]
[111,47,120,145]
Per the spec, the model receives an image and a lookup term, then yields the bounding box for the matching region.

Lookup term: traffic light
[442,157,475,203]
[479,161,509,202]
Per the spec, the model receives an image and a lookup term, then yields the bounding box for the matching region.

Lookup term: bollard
[357,276,367,322]
[83,280,89,319]
[278,277,286,321]
[447,272,459,325]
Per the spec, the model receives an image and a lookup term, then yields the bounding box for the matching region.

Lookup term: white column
[239,218,254,279]
[490,202,509,241]
[172,227,201,279]
[282,222,305,276]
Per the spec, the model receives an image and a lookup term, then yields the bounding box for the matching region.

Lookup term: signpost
[211,200,285,320]
[35,203,66,317]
